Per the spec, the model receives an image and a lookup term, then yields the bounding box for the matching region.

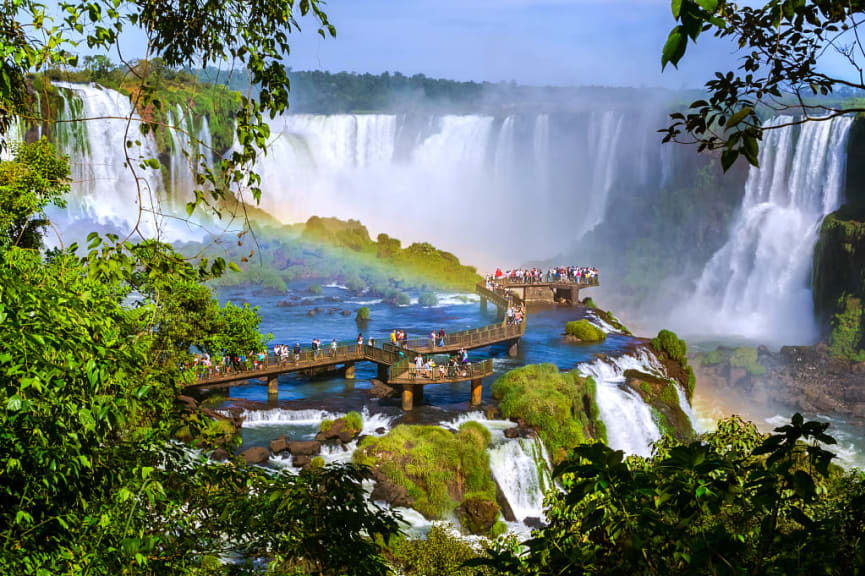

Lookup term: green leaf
[672,0,683,18]
[726,107,752,128]
[662,27,687,70]
[721,149,739,171]
[6,394,22,411]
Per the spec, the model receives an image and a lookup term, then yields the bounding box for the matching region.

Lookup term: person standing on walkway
[429,330,436,349]
[293,342,301,363]
[357,333,363,354]
[331,338,338,357]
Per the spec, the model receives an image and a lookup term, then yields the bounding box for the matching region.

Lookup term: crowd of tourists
[486,266,599,285]
[183,350,269,380]
[506,304,526,326]
[412,347,473,379]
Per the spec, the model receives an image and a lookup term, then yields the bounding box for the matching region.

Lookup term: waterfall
[50,82,167,237]
[198,115,213,169]
[489,436,552,523]
[680,116,853,344]
[577,350,665,458]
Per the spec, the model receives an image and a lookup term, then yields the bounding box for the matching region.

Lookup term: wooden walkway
[185,278,591,410]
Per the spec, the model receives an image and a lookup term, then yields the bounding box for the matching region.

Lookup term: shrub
[565,320,606,342]
[418,292,438,306]
[582,297,597,308]
[309,456,325,469]
[307,283,323,295]
[356,306,370,321]
[344,411,363,433]
[344,274,366,292]
[491,364,602,459]
[390,524,493,576]
[650,329,687,362]
[396,292,411,306]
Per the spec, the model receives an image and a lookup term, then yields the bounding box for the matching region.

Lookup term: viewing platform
[184,274,593,410]
[490,277,598,306]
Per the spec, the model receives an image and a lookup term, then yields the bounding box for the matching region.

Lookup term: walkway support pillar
[377,363,389,381]
[402,385,414,411]
[267,375,279,400]
[413,384,424,406]
[508,339,519,358]
[345,362,356,379]
[569,286,579,306]
[470,379,483,406]
[480,297,488,313]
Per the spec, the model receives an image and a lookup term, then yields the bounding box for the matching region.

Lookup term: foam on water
[230,408,343,427]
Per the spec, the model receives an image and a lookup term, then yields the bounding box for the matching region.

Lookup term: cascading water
[582,110,625,236]
[50,82,167,237]
[679,116,853,345]
[489,436,552,523]
[577,349,670,457]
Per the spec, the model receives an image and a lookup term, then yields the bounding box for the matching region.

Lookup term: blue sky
[279,0,739,88]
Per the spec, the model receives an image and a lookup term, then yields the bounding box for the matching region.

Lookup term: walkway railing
[389,358,494,384]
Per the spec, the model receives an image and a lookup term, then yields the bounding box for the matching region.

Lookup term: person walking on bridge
[357,333,363,354]
[331,338,338,358]
[293,342,301,363]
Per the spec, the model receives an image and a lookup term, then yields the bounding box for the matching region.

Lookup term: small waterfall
[493,115,516,181]
[489,436,551,523]
[230,408,343,427]
[681,116,853,344]
[577,350,664,457]
[198,115,213,169]
[582,110,625,236]
[167,106,195,203]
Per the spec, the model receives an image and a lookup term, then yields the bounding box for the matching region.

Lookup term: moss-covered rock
[564,319,606,342]
[356,306,370,322]
[813,202,865,360]
[491,364,604,463]
[418,292,438,306]
[624,370,694,441]
[316,411,363,443]
[649,329,696,400]
[353,422,499,530]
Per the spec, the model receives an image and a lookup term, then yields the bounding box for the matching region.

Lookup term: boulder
[270,435,289,454]
[307,309,317,317]
[504,427,520,439]
[276,300,296,308]
[524,517,544,529]
[370,471,413,508]
[240,446,270,465]
[337,429,357,444]
[315,420,346,443]
[292,454,311,468]
[457,497,500,534]
[368,378,399,399]
[484,405,502,420]
[211,448,229,462]
[286,440,321,456]
[341,310,352,316]
[375,427,386,435]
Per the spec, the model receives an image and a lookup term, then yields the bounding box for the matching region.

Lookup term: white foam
[229,408,343,427]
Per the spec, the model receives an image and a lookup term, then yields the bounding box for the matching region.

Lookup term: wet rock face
[457,497,500,535]
[695,345,865,421]
[211,448,229,462]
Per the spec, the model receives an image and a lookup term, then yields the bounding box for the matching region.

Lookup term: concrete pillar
[470,379,483,406]
[508,339,519,357]
[345,362,355,379]
[267,374,279,400]
[402,385,414,411]
[414,384,424,406]
[570,286,579,306]
[377,363,389,381]
[480,297,488,313]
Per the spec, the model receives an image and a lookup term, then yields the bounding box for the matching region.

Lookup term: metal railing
[495,276,599,287]
[395,358,494,383]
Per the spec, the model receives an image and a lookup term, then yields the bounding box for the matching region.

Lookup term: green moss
[491,364,603,460]
[356,306,370,321]
[397,292,411,306]
[565,320,606,342]
[419,292,438,306]
[389,524,492,576]
[650,329,688,362]
[344,411,363,433]
[828,296,865,362]
[353,423,496,519]
[307,283,323,295]
[582,297,597,308]
[320,419,334,433]
[730,347,767,376]
[489,520,508,539]
[310,456,325,469]
[704,349,722,365]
